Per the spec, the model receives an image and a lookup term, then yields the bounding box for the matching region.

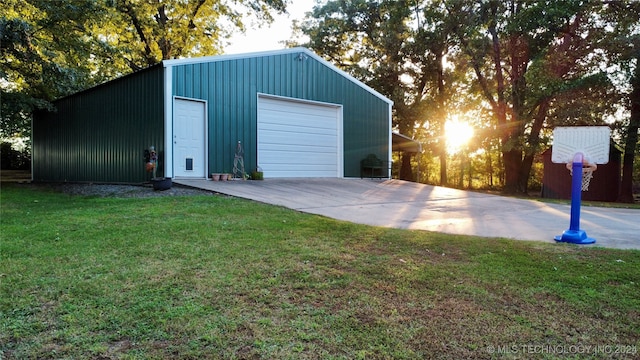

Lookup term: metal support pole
[568,158,583,232]
[554,153,596,244]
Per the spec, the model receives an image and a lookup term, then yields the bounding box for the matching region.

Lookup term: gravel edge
[12,182,218,198]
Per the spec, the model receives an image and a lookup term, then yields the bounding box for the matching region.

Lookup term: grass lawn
[1,184,639,359]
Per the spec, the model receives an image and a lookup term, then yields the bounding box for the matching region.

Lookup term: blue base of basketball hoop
[554,230,596,244]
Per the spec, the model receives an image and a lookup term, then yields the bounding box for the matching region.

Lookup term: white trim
[387,103,393,178]
[30,114,34,181]
[338,106,344,178]
[163,48,299,66]
[257,92,341,108]
[163,47,393,106]
[172,96,208,179]
[257,93,344,178]
[164,66,174,178]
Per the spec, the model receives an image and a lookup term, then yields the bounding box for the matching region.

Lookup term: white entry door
[173,98,206,178]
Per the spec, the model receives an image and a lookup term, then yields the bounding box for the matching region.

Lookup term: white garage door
[257,96,342,178]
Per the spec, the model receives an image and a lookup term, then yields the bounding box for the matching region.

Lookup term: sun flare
[445,119,474,154]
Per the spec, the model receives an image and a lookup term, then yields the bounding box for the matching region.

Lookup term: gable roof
[162,47,393,106]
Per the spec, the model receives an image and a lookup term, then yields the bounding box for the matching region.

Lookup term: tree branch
[117,1,157,66]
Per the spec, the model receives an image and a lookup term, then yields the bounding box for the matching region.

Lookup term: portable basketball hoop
[565,160,597,191]
[551,126,610,245]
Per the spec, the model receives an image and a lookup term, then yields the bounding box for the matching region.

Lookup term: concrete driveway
[175,178,639,250]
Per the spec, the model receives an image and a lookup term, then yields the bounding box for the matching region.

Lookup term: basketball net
[566,162,597,191]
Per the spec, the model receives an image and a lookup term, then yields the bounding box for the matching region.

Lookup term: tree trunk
[436,50,448,186]
[457,156,464,188]
[397,118,414,181]
[439,148,447,186]
[486,150,494,187]
[156,5,170,59]
[400,153,414,181]
[487,4,521,193]
[618,54,640,203]
[502,150,522,193]
[467,153,472,189]
[118,2,157,67]
[519,99,550,194]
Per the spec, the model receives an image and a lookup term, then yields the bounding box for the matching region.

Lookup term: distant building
[541,145,622,202]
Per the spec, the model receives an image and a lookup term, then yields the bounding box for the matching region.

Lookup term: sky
[224,0,323,54]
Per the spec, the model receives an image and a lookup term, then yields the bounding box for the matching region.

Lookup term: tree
[622,55,640,202]
[298,1,637,195]
[1,0,288,139]
[597,1,640,202]
[298,0,460,183]
[1,0,109,138]
[411,0,461,185]
[107,0,287,70]
[445,0,625,193]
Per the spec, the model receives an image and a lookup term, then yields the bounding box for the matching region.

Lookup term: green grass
[1,184,639,359]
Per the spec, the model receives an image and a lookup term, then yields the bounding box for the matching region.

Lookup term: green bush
[251,170,264,180]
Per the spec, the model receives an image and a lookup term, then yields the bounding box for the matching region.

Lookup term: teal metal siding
[32,66,164,183]
[171,51,389,177]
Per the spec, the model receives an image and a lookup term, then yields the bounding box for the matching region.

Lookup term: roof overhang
[392,132,422,153]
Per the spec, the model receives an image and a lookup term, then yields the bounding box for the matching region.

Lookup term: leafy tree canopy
[297,0,638,193]
[1,0,288,138]
[106,0,287,70]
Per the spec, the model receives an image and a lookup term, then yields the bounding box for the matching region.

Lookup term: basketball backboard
[551,126,610,164]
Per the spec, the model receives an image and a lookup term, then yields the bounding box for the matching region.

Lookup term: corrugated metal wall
[32,66,164,183]
[171,51,389,177]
